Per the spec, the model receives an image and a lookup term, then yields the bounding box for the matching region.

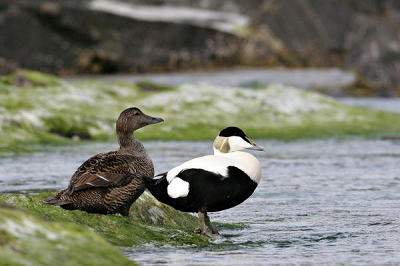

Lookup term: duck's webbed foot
[195,212,220,237]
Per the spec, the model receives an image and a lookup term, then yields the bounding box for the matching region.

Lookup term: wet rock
[0,204,136,266]
[1,71,400,152]
[0,192,207,247]
[0,69,62,87]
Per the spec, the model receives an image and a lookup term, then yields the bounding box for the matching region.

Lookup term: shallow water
[1,138,400,265]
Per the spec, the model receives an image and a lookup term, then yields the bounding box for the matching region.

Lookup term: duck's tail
[42,191,71,206]
[144,172,171,204]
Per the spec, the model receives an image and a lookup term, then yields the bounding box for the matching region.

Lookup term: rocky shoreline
[0,71,400,154]
[0,192,214,265]
[0,0,399,95]
[1,70,400,152]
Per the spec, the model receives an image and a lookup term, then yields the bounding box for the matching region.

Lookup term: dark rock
[0,0,399,94]
[0,0,241,75]
[0,57,17,74]
[346,11,400,96]
[250,0,353,66]
[245,0,400,94]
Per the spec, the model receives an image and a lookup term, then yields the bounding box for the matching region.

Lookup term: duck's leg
[194,211,220,237]
[204,212,220,235]
[194,212,207,234]
[194,212,215,237]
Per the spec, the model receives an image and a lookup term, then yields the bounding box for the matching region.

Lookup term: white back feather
[166,152,261,184]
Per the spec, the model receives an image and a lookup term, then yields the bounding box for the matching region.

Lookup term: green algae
[0,193,213,247]
[1,70,400,152]
[0,205,136,266]
[136,83,400,141]
[0,69,61,88]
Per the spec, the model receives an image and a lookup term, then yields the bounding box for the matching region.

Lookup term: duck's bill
[246,145,265,151]
[148,116,164,125]
[245,137,265,151]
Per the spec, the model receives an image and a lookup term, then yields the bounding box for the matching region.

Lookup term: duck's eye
[133,111,139,115]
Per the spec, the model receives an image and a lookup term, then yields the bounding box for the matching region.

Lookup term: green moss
[0,69,62,87]
[0,193,213,247]
[18,69,62,87]
[1,70,400,152]
[0,205,136,266]
[136,80,175,92]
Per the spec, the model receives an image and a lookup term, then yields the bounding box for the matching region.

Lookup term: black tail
[42,196,71,206]
[144,173,172,205]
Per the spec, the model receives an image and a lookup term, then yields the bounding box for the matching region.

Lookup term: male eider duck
[145,127,263,236]
[43,107,163,216]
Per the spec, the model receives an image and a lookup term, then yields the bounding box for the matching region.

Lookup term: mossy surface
[1,70,400,152]
[0,192,213,247]
[0,205,136,266]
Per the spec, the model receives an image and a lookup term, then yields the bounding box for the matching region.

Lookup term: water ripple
[1,138,400,265]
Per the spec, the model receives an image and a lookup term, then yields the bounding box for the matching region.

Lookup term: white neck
[213,148,223,156]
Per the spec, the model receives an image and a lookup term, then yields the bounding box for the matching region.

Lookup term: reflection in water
[1,139,400,265]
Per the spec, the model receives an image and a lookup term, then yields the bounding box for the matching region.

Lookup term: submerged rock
[0,204,136,266]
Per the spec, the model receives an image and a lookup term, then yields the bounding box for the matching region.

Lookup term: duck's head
[213,127,264,154]
[116,107,163,134]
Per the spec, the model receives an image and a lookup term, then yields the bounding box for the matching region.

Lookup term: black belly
[146,166,258,213]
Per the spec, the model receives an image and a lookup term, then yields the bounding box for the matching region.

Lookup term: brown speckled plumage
[42,107,163,216]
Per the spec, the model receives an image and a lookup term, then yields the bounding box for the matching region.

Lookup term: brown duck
[42,107,163,216]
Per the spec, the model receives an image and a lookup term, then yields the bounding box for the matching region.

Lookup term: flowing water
[1,137,400,265]
[2,67,400,266]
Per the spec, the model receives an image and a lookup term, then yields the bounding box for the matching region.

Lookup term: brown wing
[67,152,140,195]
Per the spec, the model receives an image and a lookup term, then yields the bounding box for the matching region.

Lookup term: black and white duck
[145,127,263,236]
[43,107,163,216]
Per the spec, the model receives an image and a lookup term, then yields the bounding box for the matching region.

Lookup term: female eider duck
[43,107,163,216]
[145,127,263,236]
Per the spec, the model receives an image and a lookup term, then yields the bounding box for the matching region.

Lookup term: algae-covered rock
[0,69,62,87]
[1,70,400,152]
[0,192,209,247]
[0,204,136,266]
[137,83,400,140]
